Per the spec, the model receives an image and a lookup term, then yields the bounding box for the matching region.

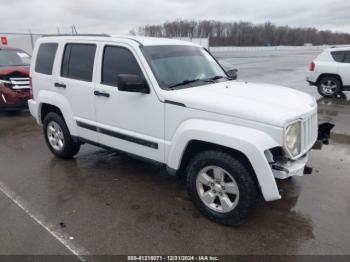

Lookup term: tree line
[130,20,350,46]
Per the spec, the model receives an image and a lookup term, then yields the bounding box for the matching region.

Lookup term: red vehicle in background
[0,46,31,111]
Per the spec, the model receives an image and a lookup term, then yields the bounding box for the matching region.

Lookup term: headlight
[285,121,301,158]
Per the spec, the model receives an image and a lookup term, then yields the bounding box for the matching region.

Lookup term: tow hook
[312,123,335,150]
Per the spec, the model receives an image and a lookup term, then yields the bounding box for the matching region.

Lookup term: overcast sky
[0,0,349,35]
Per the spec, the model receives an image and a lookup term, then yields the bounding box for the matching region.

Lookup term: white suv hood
[164,81,317,127]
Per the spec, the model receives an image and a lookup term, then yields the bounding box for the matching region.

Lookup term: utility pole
[29,29,34,53]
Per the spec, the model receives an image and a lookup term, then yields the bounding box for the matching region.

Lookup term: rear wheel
[186,150,258,226]
[43,112,80,159]
[317,76,342,97]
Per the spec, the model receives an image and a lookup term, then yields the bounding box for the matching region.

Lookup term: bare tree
[132,19,350,46]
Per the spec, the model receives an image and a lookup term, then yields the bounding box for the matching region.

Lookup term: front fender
[36,90,78,136]
[166,119,281,201]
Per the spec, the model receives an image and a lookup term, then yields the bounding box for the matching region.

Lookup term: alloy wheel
[47,121,65,151]
[196,165,240,213]
[321,80,337,95]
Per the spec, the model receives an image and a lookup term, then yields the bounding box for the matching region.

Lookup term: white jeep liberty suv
[28,35,319,225]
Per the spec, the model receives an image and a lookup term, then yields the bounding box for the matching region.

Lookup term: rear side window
[35,43,58,75]
[331,51,347,63]
[61,44,96,82]
[344,51,350,63]
[102,46,143,86]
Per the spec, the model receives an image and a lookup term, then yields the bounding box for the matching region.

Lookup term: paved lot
[215,49,322,98]
[0,50,349,258]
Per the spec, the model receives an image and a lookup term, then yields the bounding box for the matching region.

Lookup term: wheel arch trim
[317,73,343,87]
[166,119,282,201]
[36,90,78,136]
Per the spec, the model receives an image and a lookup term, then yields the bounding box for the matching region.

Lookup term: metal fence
[1,34,210,53]
[0,33,44,54]
[209,45,350,52]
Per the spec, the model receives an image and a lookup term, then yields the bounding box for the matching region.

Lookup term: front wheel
[186,151,258,226]
[43,112,80,159]
[317,76,342,97]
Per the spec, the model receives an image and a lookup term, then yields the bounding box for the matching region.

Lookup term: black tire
[43,112,80,159]
[317,76,342,98]
[186,150,258,226]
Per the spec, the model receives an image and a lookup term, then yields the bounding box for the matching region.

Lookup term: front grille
[301,113,318,153]
[9,77,30,90]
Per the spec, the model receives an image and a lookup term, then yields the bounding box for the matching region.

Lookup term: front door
[94,43,164,162]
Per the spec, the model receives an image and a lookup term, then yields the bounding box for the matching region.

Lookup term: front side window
[344,51,350,63]
[102,46,143,86]
[141,45,227,89]
[61,44,96,82]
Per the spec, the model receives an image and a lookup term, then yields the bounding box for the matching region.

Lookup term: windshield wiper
[167,79,202,89]
[6,64,28,67]
[167,76,229,89]
[206,75,230,81]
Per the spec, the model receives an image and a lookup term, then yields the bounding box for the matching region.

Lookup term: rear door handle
[54,82,66,88]
[94,90,110,98]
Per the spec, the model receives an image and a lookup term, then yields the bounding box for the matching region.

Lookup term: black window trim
[34,42,59,75]
[60,42,97,82]
[100,44,146,88]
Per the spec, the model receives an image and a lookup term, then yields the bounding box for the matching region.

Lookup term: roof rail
[114,36,143,46]
[42,34,111,37]
[41,34,143,46]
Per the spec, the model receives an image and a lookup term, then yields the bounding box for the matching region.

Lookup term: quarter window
[61,44,96,82]
[102,46,143,87]
[331,51,347,63]
[35,43,58,75]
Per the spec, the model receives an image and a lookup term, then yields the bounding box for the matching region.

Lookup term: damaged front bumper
[268,123,334,180]
[271,154,310,179]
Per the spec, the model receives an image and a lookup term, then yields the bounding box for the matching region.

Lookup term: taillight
[29,76,33,99]
[309,61,315,71]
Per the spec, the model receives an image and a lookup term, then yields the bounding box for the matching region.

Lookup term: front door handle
[94,90,110,98]
[54,82,66,88]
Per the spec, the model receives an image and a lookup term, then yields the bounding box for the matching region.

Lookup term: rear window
[35,43,58,75]
[61,44,96,82]
[331,51,349,63]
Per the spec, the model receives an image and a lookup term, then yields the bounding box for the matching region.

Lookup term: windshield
[0,50,31,67]
[141,45,227,89]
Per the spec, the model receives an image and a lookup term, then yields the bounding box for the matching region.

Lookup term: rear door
[55,41,99,142]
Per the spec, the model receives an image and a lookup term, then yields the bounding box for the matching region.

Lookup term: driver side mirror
[117,74,150,94]
[226,69,238,80]
[218,60,238,80]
